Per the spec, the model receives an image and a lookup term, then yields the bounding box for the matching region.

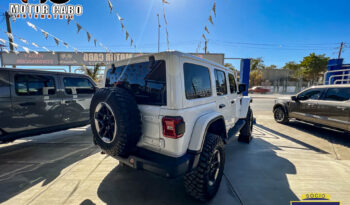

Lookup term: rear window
[64,77,94,95]
[323,87,350,101]
[105,60,166,106]
[184,63,212,99]
[0,71,10,98]
[15,74,56,96]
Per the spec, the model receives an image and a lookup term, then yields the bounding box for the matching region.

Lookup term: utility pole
[204,40,207,54]
[157,13,161,53]
[5,12,14,52]
[5,12,15,68]
[338,42,344,59]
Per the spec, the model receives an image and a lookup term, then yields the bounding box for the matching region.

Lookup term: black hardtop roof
[0,67,90,78]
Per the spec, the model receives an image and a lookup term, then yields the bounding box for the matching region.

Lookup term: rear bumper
[112,148,201,178]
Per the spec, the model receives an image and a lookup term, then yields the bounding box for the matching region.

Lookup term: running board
[225,119,246,144]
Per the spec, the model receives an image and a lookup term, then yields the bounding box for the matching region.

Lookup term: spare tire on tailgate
[90,88,142,157]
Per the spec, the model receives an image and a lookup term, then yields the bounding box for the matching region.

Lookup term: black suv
[0,68,96,142]
[273,85,350,132]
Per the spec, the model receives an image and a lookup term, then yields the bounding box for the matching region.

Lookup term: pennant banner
[94,38,97,47]
[32,42,39,47]
[54,37,59,46]
[76,23,82,34]
[108,0,113,13]
[27,22,37,31]
[205,26,210,34]
[212,1,216,17]
[41,29,49,39]
[87,32,91,42]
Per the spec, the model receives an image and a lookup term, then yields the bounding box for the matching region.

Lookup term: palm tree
[82,63,103,82]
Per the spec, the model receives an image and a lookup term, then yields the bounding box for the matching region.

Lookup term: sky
[0,0,349,69]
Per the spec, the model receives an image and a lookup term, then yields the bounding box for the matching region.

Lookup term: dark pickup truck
[273,85,350,132]
[0,68,96,142]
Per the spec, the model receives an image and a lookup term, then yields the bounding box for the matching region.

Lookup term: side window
[15,74,56,96]
[64,77,94,95]
[298,88,324,100]
[0,71,10,98]
[214,70,227,96]
[184,63,212,99]
[228,73,237,93]
[324,88,350,101]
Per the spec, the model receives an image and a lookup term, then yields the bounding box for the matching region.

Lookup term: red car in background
[248,86,270,94]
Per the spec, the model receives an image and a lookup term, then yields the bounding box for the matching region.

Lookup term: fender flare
[239,96,252,119]
[188,112,224,152]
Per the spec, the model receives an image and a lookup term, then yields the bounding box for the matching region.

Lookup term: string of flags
[197,0,216,52]
[0,37,37,55]
[25,21,80,53]
[107,0,137,50]
[67,17,113,53]
[162,0,170,51]
[1,30,55,55]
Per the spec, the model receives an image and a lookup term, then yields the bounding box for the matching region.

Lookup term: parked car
[248,86,270,94]
[273,85,350,132]
[0,68,97,142]
[90,51,253,201]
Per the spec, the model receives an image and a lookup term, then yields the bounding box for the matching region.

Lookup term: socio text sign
[1,52,225,66]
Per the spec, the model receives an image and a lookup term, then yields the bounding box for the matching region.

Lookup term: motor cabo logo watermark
[9,0,83,20]
[291,193,340,205]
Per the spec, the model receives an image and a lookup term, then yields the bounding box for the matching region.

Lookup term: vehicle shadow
[286,120,350,149]
[97,135,299,205]
[224,136,299,205]
[0,127,98,203]
[254,123,329,154]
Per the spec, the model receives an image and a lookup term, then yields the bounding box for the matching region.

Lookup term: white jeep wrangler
[90,51,253,201]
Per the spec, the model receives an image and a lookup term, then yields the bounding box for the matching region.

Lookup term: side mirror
[238,84,247,94]
[291,96,297,101]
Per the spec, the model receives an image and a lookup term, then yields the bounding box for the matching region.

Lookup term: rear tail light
[162,116,185,139]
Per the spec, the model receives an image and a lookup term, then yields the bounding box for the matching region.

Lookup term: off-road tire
[238,107,253,143]
[273,106,289,124]
[90,88,141,157]
[184,133,225,202]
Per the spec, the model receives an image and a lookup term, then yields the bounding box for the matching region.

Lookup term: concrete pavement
[0,99,350,204]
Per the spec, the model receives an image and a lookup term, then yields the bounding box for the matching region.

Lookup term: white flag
[32,42,39,48]
[117,13,124,21]
[19,38,28,44]
[23,46,30,53]
[26,22,37,31]
[6,32,13,40]
[0,38,6,44]
[12,42,18,49]
[3,48,9,53]
[34,51,39,55]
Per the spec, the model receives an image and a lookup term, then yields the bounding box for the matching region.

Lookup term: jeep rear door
[228,73,239,124]
[214,69,231,129]
[60,76,95,124]
[10,72,61,133]
[317,87,350,131]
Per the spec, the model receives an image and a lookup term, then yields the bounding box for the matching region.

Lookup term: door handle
[219,104,226,109]
[231,100,235,104]
[336,106,346,110]
[19,102,36,106]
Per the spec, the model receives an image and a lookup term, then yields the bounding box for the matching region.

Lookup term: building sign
[1,52,225,66]
[9,0,82,20]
